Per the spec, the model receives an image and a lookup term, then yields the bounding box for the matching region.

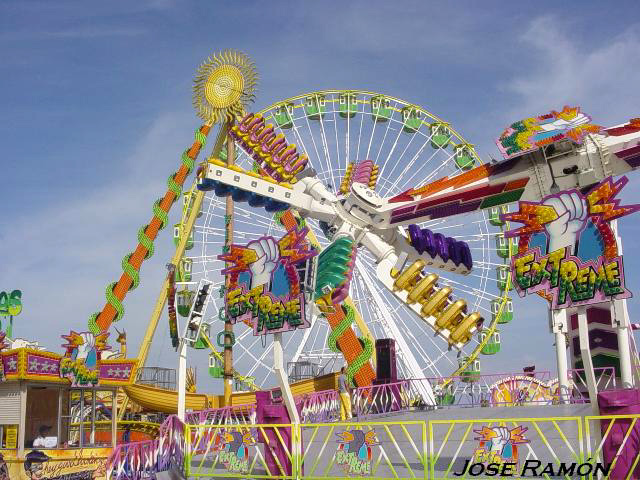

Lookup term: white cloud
[0,111,201,356]
[505,16,640,126]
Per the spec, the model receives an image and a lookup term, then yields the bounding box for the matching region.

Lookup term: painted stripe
[606,125,640,136]
[615,144,640,158]
[571,330,619,351]
[504,178,529,190]
[624,153,640,168]
[479,189,525,209]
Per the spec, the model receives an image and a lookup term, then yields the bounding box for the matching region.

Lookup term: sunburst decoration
[193,50,258,124]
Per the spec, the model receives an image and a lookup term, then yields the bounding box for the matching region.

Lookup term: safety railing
[585,414,640,480]
[425,371,556,408]
[158,414,187,472]
[184,403,257,425]
[565,367,618,403]
[107,414,186,480]
[107,439,159,480]
[428,415,587,479]
[299,420,427,479]
[295,389,341,423]
[115,414,640,479]
[352,380,413,418]
[186,423,299,479]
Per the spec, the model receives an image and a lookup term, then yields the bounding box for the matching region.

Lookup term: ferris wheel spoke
[330,99,342,171]
[393,305,448,377]
[245,342,275,381]
[357,256,479,361]
[234,331,267,364]
[379,135,435,197]
[287,116,311,165]
[315,101,338,191]
[376,123,407,186]
[365,106,384,160]
[290,316,317,365]
[301,104,331,183]
[393,146,457,196]
[378,120,437,195]
[355,260,437,390]
[374,116,403,178]
[354,99,366,163]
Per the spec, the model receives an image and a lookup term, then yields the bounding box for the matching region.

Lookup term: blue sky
[2,1,640,388]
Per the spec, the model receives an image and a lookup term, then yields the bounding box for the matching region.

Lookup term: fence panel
[428,416,583,479]
[584,414,640,480]
[186,423,298,479]
[107,440,159,480]
[296,389,341,423]
[106,414,185,480]
[299,421,427,479]
[352,381,413,419]
[184,403,256,425]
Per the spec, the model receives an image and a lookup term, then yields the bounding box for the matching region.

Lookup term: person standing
[338,367,352,421]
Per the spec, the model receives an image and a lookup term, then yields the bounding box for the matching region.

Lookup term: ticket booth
[0,347,137,479]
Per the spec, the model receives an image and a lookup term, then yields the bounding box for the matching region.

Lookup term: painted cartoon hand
[543,191,588,254]
[489,426,511,455]
[247,237,280,288]
[77,332,96,360]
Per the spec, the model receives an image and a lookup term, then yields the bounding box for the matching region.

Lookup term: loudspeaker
[375,338,397,383]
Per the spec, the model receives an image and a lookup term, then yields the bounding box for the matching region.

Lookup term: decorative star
[107,368,115,377]
[29,359,39,371]
[8,358,17,370]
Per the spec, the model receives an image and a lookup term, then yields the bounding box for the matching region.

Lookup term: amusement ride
[91,50,520,415]
[53,49,640,413]
[2,48,640,480]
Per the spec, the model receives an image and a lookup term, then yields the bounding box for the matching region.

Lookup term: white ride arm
[201,163,336,222]
[372,124,640,228]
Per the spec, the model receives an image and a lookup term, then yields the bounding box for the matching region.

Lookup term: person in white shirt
[32,426,56,448]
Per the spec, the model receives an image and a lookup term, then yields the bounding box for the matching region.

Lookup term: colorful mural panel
[335,429,379,476]
[503,177,640,308]
[0,349,136,386]
[219,226,316,336]
[0,448,108,480]
[496,106,604,159]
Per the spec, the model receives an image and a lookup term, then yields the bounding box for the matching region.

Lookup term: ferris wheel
[171,89,514,395]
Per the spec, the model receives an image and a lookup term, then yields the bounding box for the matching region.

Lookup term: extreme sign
[512,247,628,309]
[503,177,639,309]
[226,284,306,335]
[218,225,316,336]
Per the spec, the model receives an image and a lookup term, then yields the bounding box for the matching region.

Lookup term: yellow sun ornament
[193,50,258,124]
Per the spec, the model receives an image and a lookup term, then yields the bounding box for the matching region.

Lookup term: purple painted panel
[598,389,640,479]
[1,353,18,375]
[25,353,60,376]
[614,144,640,158]
[415,199,483,221]
[624,153,640,168]
[98,362,135,381]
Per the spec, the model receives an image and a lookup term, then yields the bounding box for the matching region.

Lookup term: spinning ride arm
[375,121,640,228]
[361,232,483,350]
[199,160,335,221]
[88,126,212,335]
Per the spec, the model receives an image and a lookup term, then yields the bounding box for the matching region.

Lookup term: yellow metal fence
[181,415,640,479]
